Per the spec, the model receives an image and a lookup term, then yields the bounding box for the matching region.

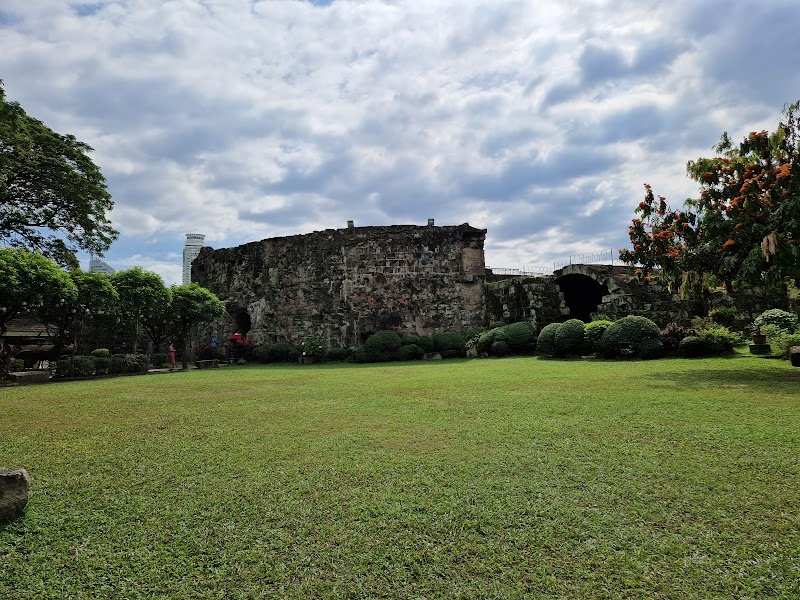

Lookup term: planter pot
[752,334,767,345]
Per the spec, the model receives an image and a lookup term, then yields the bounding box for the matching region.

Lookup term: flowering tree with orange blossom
[621,101,800,295]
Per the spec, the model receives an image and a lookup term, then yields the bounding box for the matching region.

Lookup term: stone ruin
[193,222,790,347]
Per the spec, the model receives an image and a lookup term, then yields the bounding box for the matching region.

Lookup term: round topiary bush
[432,332,466,357]
[678,335,711,357]
[754,309,798,334]
[554,319,586,356]
[72,356,96,377]
[584,320,613,354]
[505,321,536,352]
[490,340,511,357]
[599,315,663,359]
[363,330,402,362]
[402,335,420,346]
[91,356,112,374]
[537,323,561,357]
[659,322,696,355]
[416,335,433,352]
[90,348,111,358]
[326,348,352,362]
[267,343,291,362]
[490,321,507,330]
[399,344,424,361]
[110,354,128,374]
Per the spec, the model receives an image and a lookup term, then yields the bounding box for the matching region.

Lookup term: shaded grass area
[1,357,799,598]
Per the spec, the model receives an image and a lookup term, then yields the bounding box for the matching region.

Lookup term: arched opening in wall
[232,311,252,337]
[556,274,608,322]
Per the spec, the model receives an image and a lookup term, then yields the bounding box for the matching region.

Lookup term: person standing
[168,342,176,369]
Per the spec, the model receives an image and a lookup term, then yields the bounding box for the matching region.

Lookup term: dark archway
[232,311,252,336]
[555,274,608,322]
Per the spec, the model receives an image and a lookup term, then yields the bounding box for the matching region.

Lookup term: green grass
[1,356,799,598]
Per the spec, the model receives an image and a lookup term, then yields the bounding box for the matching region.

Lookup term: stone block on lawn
[0,468,30,523]
[790,346,800,367]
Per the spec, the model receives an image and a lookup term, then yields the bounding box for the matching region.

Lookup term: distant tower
[182,233,206,285]
[89,254,115,275]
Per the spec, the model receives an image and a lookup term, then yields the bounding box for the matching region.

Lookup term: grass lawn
[1,356,799,598]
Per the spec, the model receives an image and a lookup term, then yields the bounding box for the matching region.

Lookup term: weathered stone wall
[193,224,487,348]
[483,265,699,329]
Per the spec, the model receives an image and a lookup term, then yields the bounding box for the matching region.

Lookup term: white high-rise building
[182,233,206,285]
[89,254,115,275]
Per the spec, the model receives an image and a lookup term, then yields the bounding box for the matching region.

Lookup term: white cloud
[3,0,799,279]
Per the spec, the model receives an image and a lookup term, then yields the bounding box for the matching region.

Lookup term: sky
[2,0,799,285]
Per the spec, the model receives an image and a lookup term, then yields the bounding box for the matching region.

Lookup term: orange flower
[722,239,735,248]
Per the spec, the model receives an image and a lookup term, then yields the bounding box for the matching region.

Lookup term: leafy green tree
[621,101,800,294]
[0,247,77,338]
[111,267,170,353]
[141,286,173,357]
[169,284,225,369]
[0,81,117,268]
[39,269,118,353]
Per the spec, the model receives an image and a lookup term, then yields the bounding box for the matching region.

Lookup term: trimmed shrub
[599,316,663,359]
[660,322,696,354]
[677,336,706,357]
[638,338,665,359]
[554,319,586,356]
[55,358,71,376]
[197,344,224,361]
[352,346,368,363]
[417,335,433,352]
[476,327,509,355]
[402,335,420,346]
[754,309,798,334]
[399,344,424,361]
[537,323,561,357]
[110,353,148,374]
[771,333,800,357]
[265,343,291,363]
[150,353,168,367]
[505,322,536,352]
[708,307,737,327]
[363,330,402,362]
[489,321,507,330]
[92,356,111,374]
[490,340,511,357]
[326,348,352,362]
[432,332,466,358]
[287,347,302,362]
[584,320,613,354]
[73,356,96,377]
[466,327,486,339]
[90,348,111,358]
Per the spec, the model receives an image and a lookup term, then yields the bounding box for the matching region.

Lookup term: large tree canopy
[0,81,118,268]
[170,284,225,370]
[111,267,170,353]
[621,102,800,293]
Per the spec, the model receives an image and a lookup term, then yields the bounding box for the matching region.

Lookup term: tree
[141,286,173,356]
[169,284,225,370]
[111,267,170,353]
[39,269,118,353]
[0,80,118,268]
[0,248,77,338]
[621,101,800,293]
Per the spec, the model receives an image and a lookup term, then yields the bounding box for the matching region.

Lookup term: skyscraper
[182,233,206,285]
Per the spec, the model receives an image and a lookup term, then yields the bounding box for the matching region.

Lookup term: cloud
[0,0,797,283]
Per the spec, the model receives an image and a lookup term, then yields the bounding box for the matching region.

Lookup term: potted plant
[299,339,324,364]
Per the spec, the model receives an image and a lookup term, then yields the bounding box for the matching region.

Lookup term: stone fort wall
[193,223,487,348]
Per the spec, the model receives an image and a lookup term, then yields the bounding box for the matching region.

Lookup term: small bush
[432,332,466,358]
[90,348,111,358]
[708,307,737,327]
[326,348,353,362]
[771,333,800,357]
[92,356,111,374]
[505,322,536,352]
[599,316,662,359]
[196,344,224,361]
[230,338,256,361]
[402,335,420,346]
[638,338,665,359]
[287,346,302,362]
[417,336,433,352]
[352,346,368,363]
[110,353,147,374]
[660,323,696,354]
[399,344,424,361]
[363,330,402,362]
[259,343,291,363]
[55,358,72,376]
[73,356,96,377]
[537,323,561,357]
[150,353,168,367]
[554,319,585,356]
[754,309,798,334]
[466,327,486,339]
[489,321,507,330]
[490,340,511,357]
[584,320,613,354]
[677,336,706,357]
